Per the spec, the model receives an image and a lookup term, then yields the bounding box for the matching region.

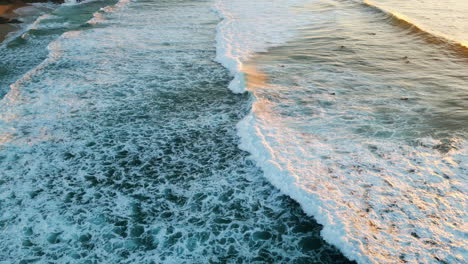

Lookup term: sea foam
[214,0,366,261]
[0,0,352,263]
[214,0,468,263]
[214,0,316,93]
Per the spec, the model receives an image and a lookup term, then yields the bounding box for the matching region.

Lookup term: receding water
[0,0,119,98]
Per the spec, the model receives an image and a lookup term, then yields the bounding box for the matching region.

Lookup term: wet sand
[0,3,25,42]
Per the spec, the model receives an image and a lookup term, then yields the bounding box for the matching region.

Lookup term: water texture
[0,0,352,263]
[236,0,467,263]
[0,0,466,263]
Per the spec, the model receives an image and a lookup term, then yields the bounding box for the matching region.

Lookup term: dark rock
[0,17,19,24]
[0,0,64,4]
[9,18,22,23]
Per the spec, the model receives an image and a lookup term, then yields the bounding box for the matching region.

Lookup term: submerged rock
[0,17,21,23]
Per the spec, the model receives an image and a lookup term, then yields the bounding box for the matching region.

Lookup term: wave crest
[363,0,468,55]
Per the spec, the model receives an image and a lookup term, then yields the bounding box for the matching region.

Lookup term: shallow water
[239,0,467,263]
[0,1,118,98]
[367,0,468,48]
[0,0,353,263]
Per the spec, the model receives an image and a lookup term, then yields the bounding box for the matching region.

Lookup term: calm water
[367,0,468,48]
[0,0,467,263]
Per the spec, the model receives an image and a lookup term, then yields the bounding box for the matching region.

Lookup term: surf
[362,0,468,55]
[0,0,353,263]
[215,0,468,263]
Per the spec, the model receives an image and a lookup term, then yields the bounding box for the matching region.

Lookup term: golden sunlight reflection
[366,0,468,50]
[243,64,268,90]
[0,130,14,146]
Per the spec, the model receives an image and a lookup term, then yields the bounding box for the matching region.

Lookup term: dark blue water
[0,0,353,263]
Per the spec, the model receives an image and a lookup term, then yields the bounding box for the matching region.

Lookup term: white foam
[213,0,316,93]
[236,106,371,263]
[0,1,338,262]
[236,83,468,263]
[14,6,45,17]
[214,1,468,263]
[366,0,468,49]
[1,5,57,45]
[212,0,371,260]
[63,0,99,6]
[88,0,131,25]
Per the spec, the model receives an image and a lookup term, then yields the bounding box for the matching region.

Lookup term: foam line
[213,0,365,262]
[214,1,468,263]
[213,0,316,93]
[362,0,468,52]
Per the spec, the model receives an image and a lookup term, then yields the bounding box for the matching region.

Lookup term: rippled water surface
[368,0,468,48]
[241,0,467,263]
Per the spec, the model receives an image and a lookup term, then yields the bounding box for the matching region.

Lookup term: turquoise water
[0,0,119,98]
[0,0,352,263]
[0,0,467,263]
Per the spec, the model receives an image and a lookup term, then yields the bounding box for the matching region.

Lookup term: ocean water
[0,0,352,263]
[0,0,466,264]
[231,0,467,263]
[364,0,468,49]
[0,0,120,98]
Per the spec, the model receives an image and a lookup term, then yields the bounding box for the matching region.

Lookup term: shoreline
[0,3,26,42]
[0,1,64,43]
